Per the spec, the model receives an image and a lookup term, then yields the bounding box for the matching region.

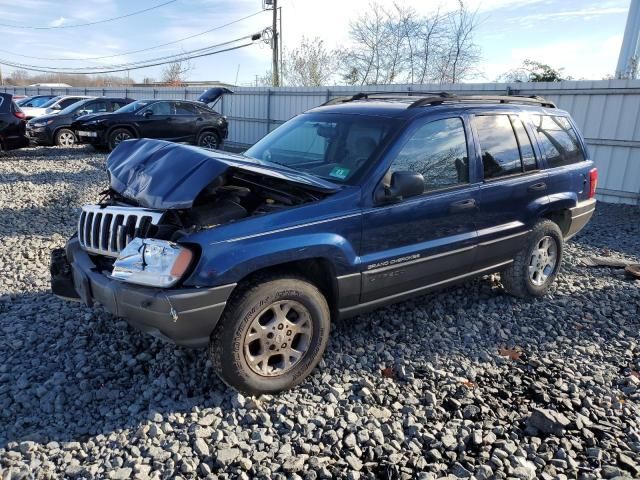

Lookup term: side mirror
[376,171,424,203]
[142,110,153,118]
[51,104,61,110]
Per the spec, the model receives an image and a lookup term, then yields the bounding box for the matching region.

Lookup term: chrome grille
[77,205,164,257]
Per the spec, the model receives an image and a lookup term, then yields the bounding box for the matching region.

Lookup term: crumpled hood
[107,139,340,209]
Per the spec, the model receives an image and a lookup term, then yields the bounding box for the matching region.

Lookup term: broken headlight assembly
[111,238,194,288]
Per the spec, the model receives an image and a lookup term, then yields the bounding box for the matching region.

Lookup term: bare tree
[340,0,481,85]
[283,36,336,87]
[160,58,193,86]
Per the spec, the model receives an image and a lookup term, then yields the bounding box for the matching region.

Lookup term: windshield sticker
[329,166,350,180]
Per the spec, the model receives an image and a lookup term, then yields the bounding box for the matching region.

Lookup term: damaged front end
[50,138,340,345]
[69,139,339,287]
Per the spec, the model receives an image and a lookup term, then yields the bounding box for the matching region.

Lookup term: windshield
[59,99,88,115]
[114,100,153,114]
[18,96,53,107]
[40,96,63,108]
[245,113,398,184]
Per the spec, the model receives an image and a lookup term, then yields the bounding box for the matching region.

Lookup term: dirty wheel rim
[200,134,218,149]
[528,235,558,286]
[112,131,131,147]
[58,131,75,147]
[243,300,313,377]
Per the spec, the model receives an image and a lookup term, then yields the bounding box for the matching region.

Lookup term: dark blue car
[51,92,597,394]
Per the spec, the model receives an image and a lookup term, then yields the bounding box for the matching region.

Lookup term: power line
[0,35,263,75]
[1,33,262,72]
[0,10,266,61]
[0,1,177,30]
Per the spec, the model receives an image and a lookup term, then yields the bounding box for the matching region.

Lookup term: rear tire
[209,276,331,395]
[197,130,221,150]
[54,128,76,147]
[501,220,563,298]
[107,128,134,151]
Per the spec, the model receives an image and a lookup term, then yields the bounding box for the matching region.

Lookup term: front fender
[184,232,359,287]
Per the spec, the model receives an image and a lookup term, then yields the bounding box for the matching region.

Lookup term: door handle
[449,198,476,213]
[196,117,203,121]
[528,182,547,192]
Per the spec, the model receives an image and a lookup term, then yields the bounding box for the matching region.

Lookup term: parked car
[51,92,597,394]
[71,98,229,152]
[21,95,93,120]
[16,95,58,108]
[0,93,29,151]
[26,97,134,147]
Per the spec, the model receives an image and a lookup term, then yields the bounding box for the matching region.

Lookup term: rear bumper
[50,237,235,347]
[565,198,596,240]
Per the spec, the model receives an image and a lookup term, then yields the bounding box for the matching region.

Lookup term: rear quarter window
[531,115,585,167]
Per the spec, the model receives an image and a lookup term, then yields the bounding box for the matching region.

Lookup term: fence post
[153,89,157,99]
[266,88,272,135]
[326,89,331,103]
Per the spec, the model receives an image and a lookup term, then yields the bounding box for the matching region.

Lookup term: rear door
[360,114,480,303]
[173,102,200,141]
[472,112,549,270]
[528,114,593,202]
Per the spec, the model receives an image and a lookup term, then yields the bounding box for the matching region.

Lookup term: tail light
[13,110,26,120]
[588,167,598,199]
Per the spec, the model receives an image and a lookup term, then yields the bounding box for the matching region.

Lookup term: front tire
[502,220,563,298]
[54,128,76,147]
[209,276,331,395]
[107,128,134,151]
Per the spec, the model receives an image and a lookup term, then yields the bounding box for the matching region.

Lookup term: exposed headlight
[111,238,194,288]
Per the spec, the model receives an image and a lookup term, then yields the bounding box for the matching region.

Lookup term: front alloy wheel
[55,129,76,147]
[244,300,313,377]
[209,276,330,395]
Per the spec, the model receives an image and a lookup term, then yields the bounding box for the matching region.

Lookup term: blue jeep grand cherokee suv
[51,92,597,394]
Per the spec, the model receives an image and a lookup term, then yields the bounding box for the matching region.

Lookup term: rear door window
[530,115,585,167]
[473,115,522,179]
[510,115,538,171]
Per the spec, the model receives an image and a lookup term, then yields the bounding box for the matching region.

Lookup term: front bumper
[50,237,235,347]
[26,126,53,145]
[75,129,106,146]
[565,198,596,240]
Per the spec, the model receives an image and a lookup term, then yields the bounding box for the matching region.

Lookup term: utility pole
[616,0,640,79]
[271,0,279,86]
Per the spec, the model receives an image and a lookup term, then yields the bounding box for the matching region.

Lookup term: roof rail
[408,94,556,109]
[321,91,556,109]
[321,91,453,106]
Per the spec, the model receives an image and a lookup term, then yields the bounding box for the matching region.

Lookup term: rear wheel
[501,220,563,298]
[209,276,330,395]
[54,128,76,147]
[197,130,220,149]
[107,128,133,151]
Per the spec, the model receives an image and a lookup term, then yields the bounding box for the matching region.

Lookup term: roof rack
[321,91,556,109]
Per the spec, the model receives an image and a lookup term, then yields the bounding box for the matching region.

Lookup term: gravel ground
[1,145,639,480]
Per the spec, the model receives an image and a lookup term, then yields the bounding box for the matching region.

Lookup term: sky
[0,0,631,85]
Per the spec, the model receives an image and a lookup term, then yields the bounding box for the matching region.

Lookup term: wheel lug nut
[277,324,284,330]
[281,343,287,348]
[286,330,292,336]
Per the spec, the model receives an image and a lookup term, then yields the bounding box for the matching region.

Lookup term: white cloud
[49,16,66,27]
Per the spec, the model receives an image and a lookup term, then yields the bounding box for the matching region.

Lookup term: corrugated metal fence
[4,79,640,204]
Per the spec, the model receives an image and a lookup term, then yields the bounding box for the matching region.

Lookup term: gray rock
[526,408,571,435]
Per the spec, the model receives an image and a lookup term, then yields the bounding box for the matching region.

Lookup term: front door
[137,101,175,139]
[360,115,480,304]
